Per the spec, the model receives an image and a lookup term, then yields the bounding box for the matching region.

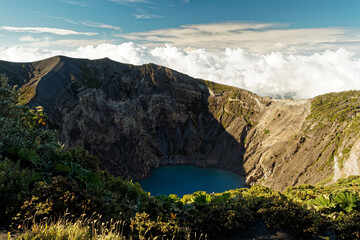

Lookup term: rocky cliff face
[1,56,359,190]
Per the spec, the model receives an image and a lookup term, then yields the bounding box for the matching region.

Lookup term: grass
[13,215,208,240]
[316,174,334,186]
[303,90,360,173]
[264,129,270,135]
[201,80,236,94]
[15,214,126,240]
[306,90,360,130]
[339,144,353,169]
[18,86,35,105]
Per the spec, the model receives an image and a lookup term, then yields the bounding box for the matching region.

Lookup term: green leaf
[334,192,358,213]
[54,162,70,174]
[194,192,212,205]
[18,148,41,167]
[310,195,335,209]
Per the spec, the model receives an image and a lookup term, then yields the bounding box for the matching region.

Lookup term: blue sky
[1,0,360,51]
[1,0,360,99]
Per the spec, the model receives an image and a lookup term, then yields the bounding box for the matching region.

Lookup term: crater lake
[139,164,246,196]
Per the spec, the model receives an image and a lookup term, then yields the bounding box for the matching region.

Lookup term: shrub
[0,158,38,222]
[185,198,254,237]
[130,212,184,239]
[14,176,106,224]
[333,212,360,239]
[258,200,323,236]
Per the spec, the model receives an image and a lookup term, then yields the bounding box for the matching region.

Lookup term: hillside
[1,63,360,239]
[1,56,360,190]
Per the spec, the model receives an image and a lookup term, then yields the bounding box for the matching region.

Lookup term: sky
[1,0,360,99]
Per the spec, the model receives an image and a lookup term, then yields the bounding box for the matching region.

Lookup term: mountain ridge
[1,56,359,190]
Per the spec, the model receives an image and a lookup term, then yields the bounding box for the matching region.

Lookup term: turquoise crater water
[139,164,246,196]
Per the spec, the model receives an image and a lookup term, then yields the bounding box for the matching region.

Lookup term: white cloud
[182,0,190,3]
[1,43,360,99]
[133,13,162,19]
[119,22,360,54]
[0,26,98,36]
[0,47,62,63]
[82,21,121,31]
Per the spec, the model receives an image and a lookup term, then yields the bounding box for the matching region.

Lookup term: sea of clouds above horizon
[1,42,360,99]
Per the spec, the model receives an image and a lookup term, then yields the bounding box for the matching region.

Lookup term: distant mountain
[1,56,359,190]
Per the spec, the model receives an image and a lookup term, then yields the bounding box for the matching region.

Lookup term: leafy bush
[130,212,184,239]
[333,212,360,239]
[183,194,253,237]
[310,195,336,212]
[0,158,38,222]
[333,192,359,213]
[56,148,100,173]
[308,192,359,213]
[14,176,105,224]
[258,201,322,235]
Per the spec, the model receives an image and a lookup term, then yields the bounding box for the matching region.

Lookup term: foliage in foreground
[1,74,360,239]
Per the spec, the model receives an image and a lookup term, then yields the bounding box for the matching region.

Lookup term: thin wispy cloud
[109,0,149,5]
[18,36,111,48]
[44,16,78,25]
[82,21,121,31]
[118,22,360,54]
[133,13,162,19]
[19,36,37,42]
[0,26,98,36]
[62,0,90,7]
[42,17,121,31]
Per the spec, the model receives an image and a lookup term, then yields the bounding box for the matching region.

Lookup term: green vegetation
[201,80,235,94]
[304,91,360,172]
[1,74,360,239]
[18,86,34,105]
[307,91,360,125]
[306,91,360,136]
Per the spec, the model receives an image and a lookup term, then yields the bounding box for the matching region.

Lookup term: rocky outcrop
[1,56,360,190]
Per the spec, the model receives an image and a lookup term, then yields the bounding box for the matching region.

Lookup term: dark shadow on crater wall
[154,81,249,177]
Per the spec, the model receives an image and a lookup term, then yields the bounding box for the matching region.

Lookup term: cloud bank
[1,43,360,99]
[119,22,360,54]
